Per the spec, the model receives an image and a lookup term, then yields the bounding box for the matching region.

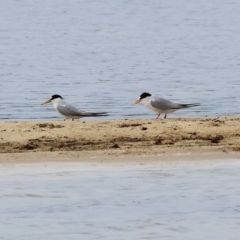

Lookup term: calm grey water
[1,160,240,240]
[1,0,240,120]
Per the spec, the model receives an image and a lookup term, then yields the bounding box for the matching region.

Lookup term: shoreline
[0,116,239,163]
[0,148,239,164]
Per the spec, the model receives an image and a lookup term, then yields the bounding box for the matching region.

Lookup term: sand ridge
[0,117,240,156]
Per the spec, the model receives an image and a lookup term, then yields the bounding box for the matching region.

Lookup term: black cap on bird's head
[139,92,151,100]
[132,92,152,105]
[42,94,63,105]
[50,94,63,100]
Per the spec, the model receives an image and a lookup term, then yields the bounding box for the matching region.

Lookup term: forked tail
[84,112,109,117]
[178,103,200,109]
[94,112,109,116]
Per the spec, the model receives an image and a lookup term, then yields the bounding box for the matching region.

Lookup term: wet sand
[0,117,240,163]
[0,150,239,165]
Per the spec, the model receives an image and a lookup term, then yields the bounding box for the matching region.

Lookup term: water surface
[0,160,240,239]
[1,0,240,120]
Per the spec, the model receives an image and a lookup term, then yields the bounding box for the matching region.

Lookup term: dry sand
[0,117,240,163]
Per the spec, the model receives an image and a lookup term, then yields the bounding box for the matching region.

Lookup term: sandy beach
[0,117,239,163]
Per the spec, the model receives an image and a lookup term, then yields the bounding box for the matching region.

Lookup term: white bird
[132,92,200,119]
[42,94,108,121]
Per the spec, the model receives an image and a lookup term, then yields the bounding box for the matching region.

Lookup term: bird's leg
[72,118,74,122]
[164,113,167,119]
[155,114,160,119]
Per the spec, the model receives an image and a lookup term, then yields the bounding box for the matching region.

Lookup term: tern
[132,92,200,119]
[42,94,108,121]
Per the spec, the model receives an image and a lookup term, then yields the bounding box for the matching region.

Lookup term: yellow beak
[41,99,52,105]
[132,99,141,106]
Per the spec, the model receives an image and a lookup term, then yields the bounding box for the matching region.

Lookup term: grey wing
[150,97,178,110]
[57,102,108,117]
[57,103,87,117]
